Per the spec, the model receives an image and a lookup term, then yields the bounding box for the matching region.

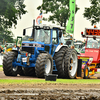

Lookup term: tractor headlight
[28,53,31,57]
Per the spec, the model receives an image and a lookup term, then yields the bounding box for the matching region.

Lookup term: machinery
[3,37,22,52]
[74,40,85,54]
[3,20,78,79]
[64,35,73,47]
[79,26,100,77]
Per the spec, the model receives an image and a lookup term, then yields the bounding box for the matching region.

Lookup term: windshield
[74,44,80,48]
[34,29,50,44]
[86,38,100,48]
[74,43,84,49]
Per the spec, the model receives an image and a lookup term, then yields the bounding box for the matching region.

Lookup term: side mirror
[23,29,26,35]
[59,32,62,38]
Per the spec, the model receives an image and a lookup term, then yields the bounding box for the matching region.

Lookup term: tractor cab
[3,20,79,79]
[22,24,65,56]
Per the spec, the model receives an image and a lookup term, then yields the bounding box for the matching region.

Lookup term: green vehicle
[74,41,85,53]
[1,36,22,52]
[80,46,85,53]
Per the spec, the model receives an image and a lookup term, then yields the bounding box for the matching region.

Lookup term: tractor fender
[55,45,68,52]
[12,50,20,54]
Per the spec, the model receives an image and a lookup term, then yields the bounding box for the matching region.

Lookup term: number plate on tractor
[22,57,27,62]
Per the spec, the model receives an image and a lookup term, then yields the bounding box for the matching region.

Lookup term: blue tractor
[3,22,78,79]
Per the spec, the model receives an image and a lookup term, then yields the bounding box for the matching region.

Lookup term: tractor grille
[22,47,34,54]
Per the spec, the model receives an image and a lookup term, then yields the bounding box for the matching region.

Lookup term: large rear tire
[64,49,78,79]
[35,53,53,78]
[3,51,19,76]
[54,47,68,78]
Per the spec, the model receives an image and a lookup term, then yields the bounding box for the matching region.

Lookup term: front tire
[35,53,53,78]
[64,49,78,79]
[3,51,19,76]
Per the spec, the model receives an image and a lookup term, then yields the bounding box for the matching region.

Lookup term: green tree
[0,30,14,43]
[37,0,79,28]
[0,0,27,43]
[83,0,100,25]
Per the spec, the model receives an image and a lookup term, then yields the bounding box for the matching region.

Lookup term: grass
[0,66,3,71]
[0,64,100,84]
[0,78,100,84]
[95,72,100,74]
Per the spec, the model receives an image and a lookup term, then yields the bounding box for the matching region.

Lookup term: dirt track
[1,70,100,99]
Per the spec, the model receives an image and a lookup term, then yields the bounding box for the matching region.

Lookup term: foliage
[37,0,79,28]
[83,0,100,25]
[0,30,14,43]
[0,65,2,67]
[0,0,27,29]
[0,0,27,43]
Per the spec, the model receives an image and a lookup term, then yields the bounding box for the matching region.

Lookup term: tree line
[0,0,27,43]
[0,0,100,43]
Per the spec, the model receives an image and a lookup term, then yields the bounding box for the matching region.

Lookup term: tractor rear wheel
[23,67,36,76]
[64,49,78,79]
[83,65,89,79]
[54,47,68,78]
[3,51,19,76]
[35,53,53,78]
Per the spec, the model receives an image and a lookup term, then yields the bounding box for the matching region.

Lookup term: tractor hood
[22,41,44,48]
[81,48,100,63]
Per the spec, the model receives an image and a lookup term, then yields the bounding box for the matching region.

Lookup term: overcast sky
[11,0,94,41]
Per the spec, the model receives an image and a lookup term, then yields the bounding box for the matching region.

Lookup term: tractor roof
[35,24,65,30]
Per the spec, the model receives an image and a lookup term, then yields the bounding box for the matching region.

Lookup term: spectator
[12,44,18,50]
[17,44,21,50]
[3,45,7,54]
[71,45,75,49]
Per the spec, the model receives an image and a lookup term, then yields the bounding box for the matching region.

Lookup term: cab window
[52,30,58,44]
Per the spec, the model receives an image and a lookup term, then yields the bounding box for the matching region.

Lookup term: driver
[44,31,50,43]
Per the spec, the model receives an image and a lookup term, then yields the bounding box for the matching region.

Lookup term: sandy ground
[0,70,100,90]
[0,70,100,99]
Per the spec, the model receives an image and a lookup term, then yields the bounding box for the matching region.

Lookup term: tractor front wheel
[35,53,53,78]
[3,51,19,76]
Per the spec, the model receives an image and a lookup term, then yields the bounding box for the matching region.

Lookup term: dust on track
[0,70,100,90]
[1,70,100,99]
